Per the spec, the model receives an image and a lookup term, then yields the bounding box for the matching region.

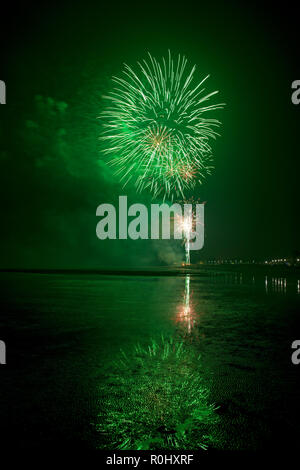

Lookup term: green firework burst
[101,52,224,200]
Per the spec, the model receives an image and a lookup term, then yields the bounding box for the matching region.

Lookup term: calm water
[0,267,300,451]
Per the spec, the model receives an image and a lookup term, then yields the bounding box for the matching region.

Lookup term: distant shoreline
[0,265,299,277]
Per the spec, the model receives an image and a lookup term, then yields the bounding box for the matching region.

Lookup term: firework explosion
[101,52,224,200]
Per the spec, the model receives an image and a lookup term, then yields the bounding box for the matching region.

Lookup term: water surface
[1,267,299,451]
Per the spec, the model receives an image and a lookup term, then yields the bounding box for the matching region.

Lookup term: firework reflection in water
[176,274,197,334]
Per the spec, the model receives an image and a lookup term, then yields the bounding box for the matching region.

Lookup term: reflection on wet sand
[1,269,299,451]
[175,274,201,335]
[175,275,192,333]
[205,270,300,295]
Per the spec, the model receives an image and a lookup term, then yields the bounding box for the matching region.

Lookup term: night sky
[0,1,299,268]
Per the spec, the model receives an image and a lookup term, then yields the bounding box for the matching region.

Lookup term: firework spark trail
[174,200,201,265]
[176,211,193,265]
[101,52,224,200]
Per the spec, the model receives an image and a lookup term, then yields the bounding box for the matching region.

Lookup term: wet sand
[0,266,299,451]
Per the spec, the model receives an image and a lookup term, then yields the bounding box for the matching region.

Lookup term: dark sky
[0,1,299,268]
